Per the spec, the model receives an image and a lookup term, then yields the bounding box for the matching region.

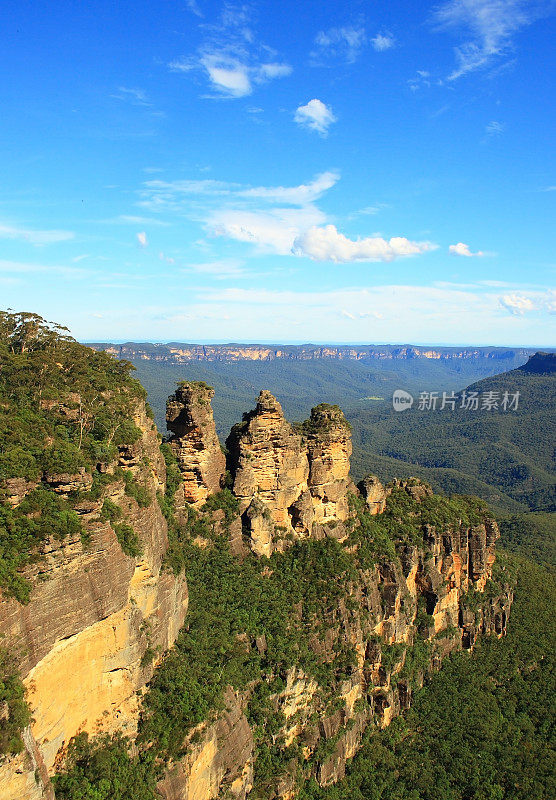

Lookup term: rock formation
[226,395,355,556]
[358,475,388,515]
[226,391,309,556]
[90,341,533,366]
[167,381,225,506]
[304,404,353,531]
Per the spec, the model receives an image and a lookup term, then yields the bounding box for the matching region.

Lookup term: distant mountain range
[88,341,537,364]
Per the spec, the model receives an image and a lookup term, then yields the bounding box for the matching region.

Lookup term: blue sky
[1,0,555,344]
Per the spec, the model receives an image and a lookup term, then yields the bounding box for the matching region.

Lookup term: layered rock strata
[0,385,513,800]
[0,401,187,799]
[155,477,512,800]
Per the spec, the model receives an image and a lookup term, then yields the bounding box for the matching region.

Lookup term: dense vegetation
[499,512,555,571]
[116,349,553,519]
[0,312,147,601]
[124,352,528,440]
[298,554,555,800]
[2,320,552,797]
[0,312,146,481]
[0,647,31,758]
[349,359,555,514]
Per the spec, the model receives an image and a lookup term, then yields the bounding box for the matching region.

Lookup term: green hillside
[126,352,530,440]
[348,353,556,514]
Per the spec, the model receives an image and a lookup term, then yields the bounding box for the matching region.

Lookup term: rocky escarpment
[118,388,510,800]
[0,400,187,800]
[89,342,534,365]
[143,475,512,800]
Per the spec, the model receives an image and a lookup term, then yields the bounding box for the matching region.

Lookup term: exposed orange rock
[0,400,187,797]
[226,394,355,555]
[358,475,388,515]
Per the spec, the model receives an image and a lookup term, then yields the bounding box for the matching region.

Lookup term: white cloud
[371,33,395,51]
[140,171,339,209]
[449,242,484,257]
[313,26,367,63]
[169,6,291,98]
[238,171,339,205]
[136,231,148,247]
[102,214,170,226]
[257,63,292,80]
[499,293,536,314]
[200,54,251,96]
[293,225,435,263]
[485,120,504,136]
[186,0,203,17]
[545,292,556,314]
[171,55,291,97]
[433,0,551,80]
[0,259,88,277]
[0,223,74,246]
[184,259,248,279]
[408,70,432,91]
[70,283,556,344]
[138,171,433,261]
[294,99,336,135]
[111,86,151,106]
[210,205,327,255]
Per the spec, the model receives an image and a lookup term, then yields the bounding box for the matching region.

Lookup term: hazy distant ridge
[88,342,536,364]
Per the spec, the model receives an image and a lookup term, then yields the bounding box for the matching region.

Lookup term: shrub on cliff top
[0,647,31,758]
[0,311,149,600]
[0,311,145,483]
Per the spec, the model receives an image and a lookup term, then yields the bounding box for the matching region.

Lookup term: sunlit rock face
[0,383,513,800]
[304,404,353,533]
[226,394,355,555]
[0,401,187,798]
[358,475,387,515]
[166,382,226,506]
[156,688,253,800]
[226,391,310,556]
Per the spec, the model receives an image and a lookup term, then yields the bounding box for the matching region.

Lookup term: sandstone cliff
[226,394,354,556]
[89,342,533,365]
[136,391,512,800]
[0,400,187,799]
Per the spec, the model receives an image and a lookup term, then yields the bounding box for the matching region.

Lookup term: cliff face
[144,392,512,800]
[89,342,534,365]
[0,401,187,799]
[0,371,513,800]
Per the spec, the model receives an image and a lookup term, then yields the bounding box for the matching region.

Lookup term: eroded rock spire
[166,381,225,506]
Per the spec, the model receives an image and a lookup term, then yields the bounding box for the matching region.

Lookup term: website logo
[393,389,414,411]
